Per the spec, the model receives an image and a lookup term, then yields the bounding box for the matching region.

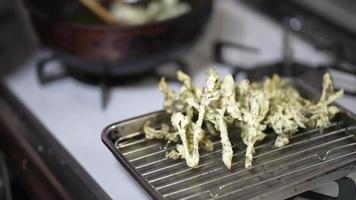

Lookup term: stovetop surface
[3,0,356,199]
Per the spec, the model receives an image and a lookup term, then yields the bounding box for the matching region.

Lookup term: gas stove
[2,0,356,199]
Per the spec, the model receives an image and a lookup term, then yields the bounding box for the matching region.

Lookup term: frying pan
[26,0,213,77]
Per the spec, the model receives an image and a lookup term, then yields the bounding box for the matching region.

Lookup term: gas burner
[36,54,189,109]
[213,30,356,95]
[213,39,305,81]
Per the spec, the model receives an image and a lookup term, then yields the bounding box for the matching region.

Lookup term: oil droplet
[219,185,225,190]
[318,150,330,162]
[159,141,171,150]
[209,191,219,199]
[209,187,224,199]
[164,141,171,150]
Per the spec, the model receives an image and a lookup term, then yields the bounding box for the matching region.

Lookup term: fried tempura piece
[188,69,224,167]
[159,70,201,115]
[143,121,178,142]
[263,75,310,147]
[214,74,241,169]
[146,69,343,170]
[308,72,343,130]
[171,112,200,167]
[159,78,177,114]
[240,90,269,168]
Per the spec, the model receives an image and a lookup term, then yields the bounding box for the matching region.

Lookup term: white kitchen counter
[4,0,356,199]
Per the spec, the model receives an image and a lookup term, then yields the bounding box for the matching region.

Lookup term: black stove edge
[0,82,111,200]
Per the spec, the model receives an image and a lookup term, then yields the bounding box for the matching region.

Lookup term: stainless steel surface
[103,80,356,200]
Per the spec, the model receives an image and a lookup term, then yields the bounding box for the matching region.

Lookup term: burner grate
[102,75,356,200]
[213,30,356,96]
[36,53,189,109]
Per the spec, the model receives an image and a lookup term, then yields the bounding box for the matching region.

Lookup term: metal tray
[102,73,356,200]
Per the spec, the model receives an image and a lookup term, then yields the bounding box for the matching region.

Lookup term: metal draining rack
[102,108,356,200]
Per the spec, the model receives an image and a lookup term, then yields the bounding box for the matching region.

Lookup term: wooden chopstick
[79,0,118,25]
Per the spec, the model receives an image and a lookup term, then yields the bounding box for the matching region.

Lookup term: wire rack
[102,108,356,200]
